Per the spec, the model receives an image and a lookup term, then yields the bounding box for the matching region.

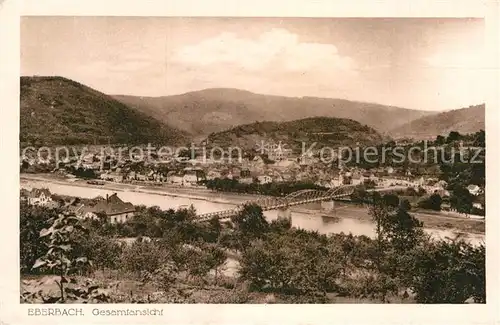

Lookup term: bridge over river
[196,185,407,222]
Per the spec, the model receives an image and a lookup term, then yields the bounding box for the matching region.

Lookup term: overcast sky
[21,17,485,111]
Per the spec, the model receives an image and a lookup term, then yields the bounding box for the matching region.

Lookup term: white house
[167,174,184,185]
[183,172,198,184]
[257,175,272,184]
[239,177,254,184]
[26,188,54,206]
[467,184,481,196]
[127,171,137,181]
[473,202,484,210]
[100,172,124,183]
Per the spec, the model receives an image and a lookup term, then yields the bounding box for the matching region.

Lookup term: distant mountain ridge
[113,88,434,138]
[205,116,384,153]
[389,104,485,140]
[20,76,188,146]
[21,76,480,148]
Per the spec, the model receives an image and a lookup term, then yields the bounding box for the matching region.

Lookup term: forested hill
[206,116,384,153]
[20,76,189,147]
[389,104,485,140]
[113,88,432,138]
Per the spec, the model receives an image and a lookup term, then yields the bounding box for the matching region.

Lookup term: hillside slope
[20,76,189,146]
[113,88,433,138]
[389,104,485,139]
[206,117,383,153]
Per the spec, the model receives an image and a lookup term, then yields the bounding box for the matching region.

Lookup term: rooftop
[84,193,135,216]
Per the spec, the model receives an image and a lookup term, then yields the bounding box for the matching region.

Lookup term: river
[20,178,485,246]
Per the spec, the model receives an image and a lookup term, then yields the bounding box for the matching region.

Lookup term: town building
[80,193,136,224]
[127,171,137,181]
[473,202,484,210]
[257,175,272,184]
[467,184,482,196]
[239,177,254,184]
[183,172,198,185]
[167,171,184,185]
[100,172,124,183]
[24,188,54,206]
[267,143,293,162]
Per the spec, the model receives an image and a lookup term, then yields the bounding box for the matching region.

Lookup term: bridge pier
[277,207,292,221]
[321,200,335,212]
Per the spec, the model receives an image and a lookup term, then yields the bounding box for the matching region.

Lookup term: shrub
[20,202,55,273]
[417,193,442,211]
[120,241,165,275]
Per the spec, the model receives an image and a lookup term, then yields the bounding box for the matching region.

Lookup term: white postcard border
[1,0,499,324]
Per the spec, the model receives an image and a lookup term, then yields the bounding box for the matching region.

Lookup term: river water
[20,179,484,246]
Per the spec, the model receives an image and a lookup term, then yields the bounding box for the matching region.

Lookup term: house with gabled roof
[80,193,136,224]
[25,188,54,206]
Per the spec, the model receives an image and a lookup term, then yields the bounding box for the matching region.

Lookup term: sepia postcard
[1,0,499,324]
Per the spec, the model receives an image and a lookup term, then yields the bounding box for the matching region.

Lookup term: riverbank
[20,173,260,204]
[20,174,262,204]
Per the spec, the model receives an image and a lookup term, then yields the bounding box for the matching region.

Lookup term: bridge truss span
[197,184,357,222]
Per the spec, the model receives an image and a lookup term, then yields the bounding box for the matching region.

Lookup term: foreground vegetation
[20,193,485,304]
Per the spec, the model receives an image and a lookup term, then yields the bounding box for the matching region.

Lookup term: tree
[157,206,205,243]
[399,199,412,212]
[121,240,164,275]
[428,193,442,211]
[368,193,391,276]
[382,208,424,253]
[205,216,222,243]
[82,233,123,271]
[417,193,442,211]
[203,243,227,284]
[269,217,292,233]
[351,186,368,203]
[177,148,194,160]
[368,194,426,298]
[473,130,485,147]
[450,185,473,215]
[231,204,269,244]
[435,135,446,145]
[382,194,400,209]
[239,230,341,295]
[446,131,461,143]
[411,240,485,303]
[172,243,227,285]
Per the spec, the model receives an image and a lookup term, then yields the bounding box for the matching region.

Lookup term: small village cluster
[23,143,478,191]
[21,139,486,223]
